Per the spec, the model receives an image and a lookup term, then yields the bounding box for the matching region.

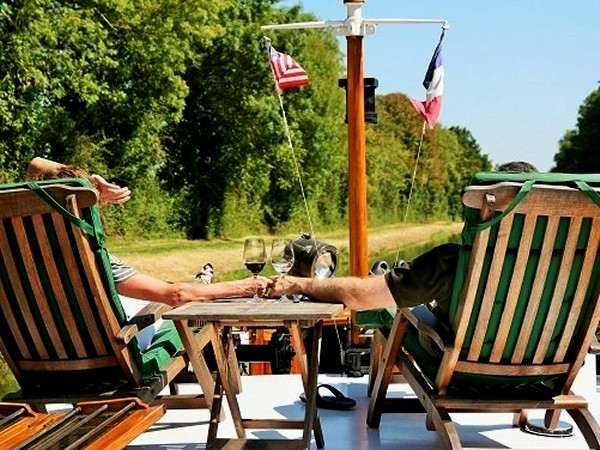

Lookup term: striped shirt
[109,253,137,283]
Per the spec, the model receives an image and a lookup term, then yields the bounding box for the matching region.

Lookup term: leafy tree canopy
[553,83,600,173]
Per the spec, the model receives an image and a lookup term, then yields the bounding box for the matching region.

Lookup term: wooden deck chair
[367,172,600,449]
[0,179,215,413]
[0,398,164,449]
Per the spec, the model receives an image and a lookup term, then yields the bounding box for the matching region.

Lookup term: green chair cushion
[355,308,396,329]
[139,320,184,378]
[402,324,564,399]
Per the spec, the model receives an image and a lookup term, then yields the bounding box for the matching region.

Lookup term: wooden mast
[346,35,368,278]
[344,0,368,345]
[345,0,368,279]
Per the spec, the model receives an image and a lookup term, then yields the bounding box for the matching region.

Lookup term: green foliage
[160,2,346,238]
[1,0,492,237]
[366,95,492,224]
[553,83,600,172]
[0,354,18,399]
[0,0,230,183]
[103,174,184,239]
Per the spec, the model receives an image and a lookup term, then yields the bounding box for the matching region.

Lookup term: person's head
[496,161,538,173]
[29,164,93,182]
[27,162,108,210]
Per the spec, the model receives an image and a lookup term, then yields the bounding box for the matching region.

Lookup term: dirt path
[119,221,462,281]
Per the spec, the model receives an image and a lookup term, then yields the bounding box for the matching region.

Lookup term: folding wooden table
[164,300,344,450]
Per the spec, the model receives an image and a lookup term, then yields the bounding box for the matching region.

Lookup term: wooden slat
[65,195,143,384]
[467,214,514,361]
[0,220,48,359]
[32,214,88,358]
[533,217,582,363]
[12,216,68,359]
[0,228,31,361]
[454,360,570,376]
[554,217,600,362]
[242,418,304,429]
[51,214,108,356]
[435,229,490,392]
[434,394,589,411]
[511,215,560,363]
[0,186,98,220]
[18,355,119,372]
[0,413,64,448]
[462,182,600,217]
[490,213,536,362]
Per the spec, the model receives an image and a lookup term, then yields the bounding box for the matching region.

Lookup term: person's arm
[271,275,396,310]
[116,272,273,307]
[26,157,64,179]
[26,157,131,205]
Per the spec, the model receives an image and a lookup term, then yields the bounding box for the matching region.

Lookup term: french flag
[409,37,444,129]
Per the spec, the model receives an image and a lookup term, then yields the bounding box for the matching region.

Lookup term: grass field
[109,221,463,281]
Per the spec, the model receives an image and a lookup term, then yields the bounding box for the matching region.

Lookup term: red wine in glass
[245,261,266,275]
[243,238,266,302]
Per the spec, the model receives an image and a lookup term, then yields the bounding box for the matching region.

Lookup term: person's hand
[239,276,272,298]
[267,275,296,298]
[91,174,131,205]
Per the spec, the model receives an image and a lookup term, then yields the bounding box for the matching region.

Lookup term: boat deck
[127,356,599,449]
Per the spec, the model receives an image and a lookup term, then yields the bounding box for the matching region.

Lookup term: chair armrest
[401,305,454,352]
[117,303,172,344]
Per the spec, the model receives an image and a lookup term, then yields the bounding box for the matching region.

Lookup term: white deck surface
[126,354,600,450]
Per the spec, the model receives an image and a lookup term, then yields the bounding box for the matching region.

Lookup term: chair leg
[512,410,528,428]
[366,315,407,428]
[544,408,561,429]
[566,407,600,449]
[367,329,385,397]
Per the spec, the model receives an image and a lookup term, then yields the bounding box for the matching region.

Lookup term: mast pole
[345,0,368,279]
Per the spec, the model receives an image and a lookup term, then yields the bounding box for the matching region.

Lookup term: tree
[0,0,229,183]
[160,2,346,238]
[553,84,600,173]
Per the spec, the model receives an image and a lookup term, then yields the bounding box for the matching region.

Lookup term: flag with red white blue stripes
[267,42,310,93]
[409,35,445,129]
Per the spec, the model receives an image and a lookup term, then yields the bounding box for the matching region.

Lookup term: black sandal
[299,383,356,410]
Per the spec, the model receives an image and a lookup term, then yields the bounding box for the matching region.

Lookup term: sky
[276,1,600,171]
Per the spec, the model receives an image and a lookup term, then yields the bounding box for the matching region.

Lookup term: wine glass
[270,238,295,302]
[243,238,266,302]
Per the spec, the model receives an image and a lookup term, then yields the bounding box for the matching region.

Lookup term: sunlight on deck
[127,355,599,449]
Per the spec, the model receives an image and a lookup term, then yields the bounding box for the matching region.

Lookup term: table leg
[289,321,325,449]
[173,321,214,407]
[207,324,246,439]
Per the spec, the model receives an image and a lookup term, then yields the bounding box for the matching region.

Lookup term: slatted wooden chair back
[441,179,600,395]
[0,180,144,393]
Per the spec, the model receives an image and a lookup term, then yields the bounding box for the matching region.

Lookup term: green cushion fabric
[140,320,184,378]
[355,308,396,329]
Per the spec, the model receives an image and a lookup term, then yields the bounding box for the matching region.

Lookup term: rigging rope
[263,37,316,243]
[394,27,446,266]
[395,121,427,265]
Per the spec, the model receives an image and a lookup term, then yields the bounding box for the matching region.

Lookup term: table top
[163,300,344,325]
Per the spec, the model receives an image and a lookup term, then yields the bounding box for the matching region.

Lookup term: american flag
[267,42,310,93]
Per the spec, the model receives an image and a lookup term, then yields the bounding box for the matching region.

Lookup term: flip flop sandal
[299,383,356,410]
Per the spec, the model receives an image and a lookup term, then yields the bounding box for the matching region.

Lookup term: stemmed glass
[270,238,295,302]
[243,238,266,302]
